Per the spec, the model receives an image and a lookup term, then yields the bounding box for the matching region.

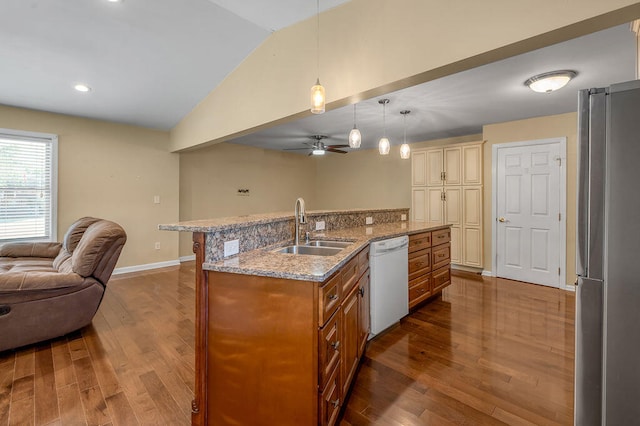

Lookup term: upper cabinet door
[411,188,427,222]
[463,144,483,185]
[443,147,462,185]
[411,151,427,186]
[426,149,444,186]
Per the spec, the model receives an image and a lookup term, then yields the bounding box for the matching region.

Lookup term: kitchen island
[160,208,450,426]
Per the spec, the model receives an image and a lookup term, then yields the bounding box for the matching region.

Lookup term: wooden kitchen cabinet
[196,244,370,426]
[411,141,484,269]
[407,227,452,309]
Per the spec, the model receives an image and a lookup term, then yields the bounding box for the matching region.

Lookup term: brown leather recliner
[0,217,127,352]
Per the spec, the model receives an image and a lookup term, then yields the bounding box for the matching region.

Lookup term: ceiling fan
[284,135,349,156]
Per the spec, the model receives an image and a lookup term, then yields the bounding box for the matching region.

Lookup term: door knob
[498,217,506,223]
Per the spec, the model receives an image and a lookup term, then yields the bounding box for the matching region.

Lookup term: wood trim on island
[191,232,207,426]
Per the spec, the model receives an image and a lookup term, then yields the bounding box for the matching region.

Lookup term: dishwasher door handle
[373,242,408,255]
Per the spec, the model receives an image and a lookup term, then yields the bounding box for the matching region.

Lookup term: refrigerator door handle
[576,89,590,277]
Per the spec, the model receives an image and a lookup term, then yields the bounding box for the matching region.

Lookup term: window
[0,128,58,242]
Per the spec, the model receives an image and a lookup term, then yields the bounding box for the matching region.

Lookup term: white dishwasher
[369,235,409,338]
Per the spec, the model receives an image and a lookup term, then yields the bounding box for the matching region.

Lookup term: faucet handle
[305,231,310,243]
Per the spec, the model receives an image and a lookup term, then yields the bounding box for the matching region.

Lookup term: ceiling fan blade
[326,144,349,149]
[283,147,312,150]
[326,148,348,154]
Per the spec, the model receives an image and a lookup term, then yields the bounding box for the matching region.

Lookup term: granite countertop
[158,208,408,232]
[204,221,449,282]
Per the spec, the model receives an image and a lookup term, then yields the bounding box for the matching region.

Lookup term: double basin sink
[275,240,353,256]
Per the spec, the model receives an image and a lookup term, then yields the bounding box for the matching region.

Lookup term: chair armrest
[0,242,62,258]
[0,271,85,291]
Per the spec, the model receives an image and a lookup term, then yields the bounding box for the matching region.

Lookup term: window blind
[0,129,57,242]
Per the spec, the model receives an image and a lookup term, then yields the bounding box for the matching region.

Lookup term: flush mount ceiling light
[74,83,91,93]
[400,110,411,159]
[378,99,390,155]
[310,0,325,114]
[524,70,577,93]
[348,103,361,148]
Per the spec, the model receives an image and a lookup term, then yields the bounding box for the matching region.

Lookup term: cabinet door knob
[358,287,365,297]
[498,217,507,223]
[331,341,340,350]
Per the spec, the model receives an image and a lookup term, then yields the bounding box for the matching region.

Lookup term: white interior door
[496,142,561,287]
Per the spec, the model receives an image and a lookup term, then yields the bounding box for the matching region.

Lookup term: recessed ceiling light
[74,84,92,93]
[524,70,577,93]
[107,0,123,3]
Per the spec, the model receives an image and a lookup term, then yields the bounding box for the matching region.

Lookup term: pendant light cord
[383,102,386,137]
[316,0,320,79]
[353,104,357,127]
[403,113,407,143]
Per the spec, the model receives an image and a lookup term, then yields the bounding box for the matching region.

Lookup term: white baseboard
[481,270,494,277]
[113,259,180,275]
[179,254,196,262]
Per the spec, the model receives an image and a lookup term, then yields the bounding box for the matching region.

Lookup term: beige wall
[315,134,481,210]
[178,143,317,256]
[482,113,578,285]
[170,0,640,152]
[0,105,180,268]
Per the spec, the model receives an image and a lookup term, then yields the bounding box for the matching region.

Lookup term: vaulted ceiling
[1,1,636,149]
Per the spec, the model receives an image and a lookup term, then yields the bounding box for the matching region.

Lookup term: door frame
[491,137,567,287]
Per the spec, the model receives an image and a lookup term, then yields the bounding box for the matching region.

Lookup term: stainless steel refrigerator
[575,79,640,425]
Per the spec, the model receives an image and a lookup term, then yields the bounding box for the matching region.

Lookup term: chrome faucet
[294,197,307,245]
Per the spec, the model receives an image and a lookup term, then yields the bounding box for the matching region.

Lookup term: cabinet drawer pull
[331,341,340,350]
[331,398,340,408]
[328,294,339,301]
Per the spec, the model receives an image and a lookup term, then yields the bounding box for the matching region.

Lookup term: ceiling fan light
[378,137,390,155]
[310,79,325,114]
[312,148,325,155]
[524,70,576,93]
[348,127,361,148]
[400,143,410,159]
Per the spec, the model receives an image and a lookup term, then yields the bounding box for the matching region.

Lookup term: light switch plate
[365,217,373,225]
[315,221,325,231]
[366,227,373,235]
[401,214,407,221]
[224,239,239,257]
[153,195,160,204]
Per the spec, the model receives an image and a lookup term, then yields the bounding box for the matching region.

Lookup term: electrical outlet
[153,195,160,204]
[365,217,373,225]
[315,221,325,231]
[366,227,373,235]
[224,239,240,257]
[154,242,161,250]
[401,214,407,221]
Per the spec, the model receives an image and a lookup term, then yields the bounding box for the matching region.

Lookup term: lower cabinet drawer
[319,273,341,326]
[408,248,431,281]
[319,309,341,390]
[319,363,341,426]
[432,242,451,271]
[432,265,451,294]
[408,274,431,308]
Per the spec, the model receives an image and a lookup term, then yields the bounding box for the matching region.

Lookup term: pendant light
[310,0,325,114]
[378,99,390,155]
[348,104,361,148]
[400,110,411,159]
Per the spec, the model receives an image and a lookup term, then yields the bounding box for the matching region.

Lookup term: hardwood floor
[0,264,574,425]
